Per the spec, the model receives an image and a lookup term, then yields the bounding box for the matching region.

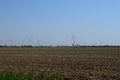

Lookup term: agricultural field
[0,47,120,80]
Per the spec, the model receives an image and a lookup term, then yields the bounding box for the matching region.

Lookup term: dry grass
[0,47,120,80]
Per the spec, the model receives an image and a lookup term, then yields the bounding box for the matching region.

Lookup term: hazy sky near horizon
[0,0,120,46]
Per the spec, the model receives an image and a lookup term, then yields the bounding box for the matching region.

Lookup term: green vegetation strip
[0,72,61,80]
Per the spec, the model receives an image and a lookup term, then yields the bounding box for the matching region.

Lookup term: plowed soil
[0,47,120,80]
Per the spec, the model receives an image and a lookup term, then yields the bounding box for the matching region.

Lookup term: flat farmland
[0,47,120,80]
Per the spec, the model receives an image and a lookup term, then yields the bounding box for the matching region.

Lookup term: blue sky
[0,0,120,46]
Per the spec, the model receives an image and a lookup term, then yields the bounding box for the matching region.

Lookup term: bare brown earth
[0,47,120,80]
